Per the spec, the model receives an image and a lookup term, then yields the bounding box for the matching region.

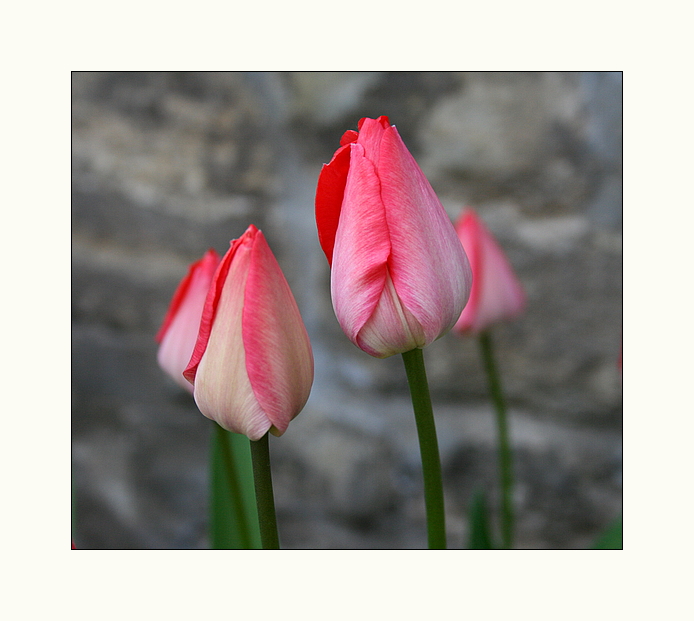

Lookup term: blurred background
[72,71,622,549]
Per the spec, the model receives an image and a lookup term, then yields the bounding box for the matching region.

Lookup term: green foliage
[468,489,495,549]
[593,515,623,549]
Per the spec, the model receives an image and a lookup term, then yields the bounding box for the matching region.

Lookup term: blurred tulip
[453,208,525,335]
[316,115,472,358]
[156,248,220,392]
[184,225,314,441]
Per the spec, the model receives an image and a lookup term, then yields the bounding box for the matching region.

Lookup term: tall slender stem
[402,347,446,549]
[478,330,514,549]
[249,432,280,549]
[211,423,254,548]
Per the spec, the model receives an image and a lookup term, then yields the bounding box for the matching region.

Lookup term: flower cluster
[157,117,525,440]
[157,225,313,441]
[152,115,533,551]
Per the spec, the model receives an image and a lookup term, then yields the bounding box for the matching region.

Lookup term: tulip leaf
[468,489,495,549]
[209,423,261,549]
[592,515,623,549]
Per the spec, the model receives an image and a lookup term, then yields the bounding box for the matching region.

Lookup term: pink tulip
[183,225,314,441]
[156,248,221,392]
[452,208,525,335]
[315,116,472,358]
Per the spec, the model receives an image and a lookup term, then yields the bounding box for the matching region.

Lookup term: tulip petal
[354,116,390,169]
[189,233,273,440]
[315,143,352,266]
[243,230,314,436]
[358,115,390,132]
[184,244,237,386]
[156,248,219,344]
[378,126,472,343]
[315,118,390,266]
[454,210,525,334]
[340,129,359,146]
[357,269,426,357]
[331,143,391,347]
[157,249,219,392]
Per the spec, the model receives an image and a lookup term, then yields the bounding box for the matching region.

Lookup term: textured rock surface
[72,71,622,549]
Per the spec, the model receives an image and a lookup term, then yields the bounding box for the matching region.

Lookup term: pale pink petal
[243,230,314,436]
[157,249,219,391]
[454,209,525,334]
[379,126,472,343]
[184,245,237,386]
[155,248,219,344]
[331,143,391,347]
[356,269,426,358]
[157,290,205,392]
[192,233,272,440]
[453,213,482,333]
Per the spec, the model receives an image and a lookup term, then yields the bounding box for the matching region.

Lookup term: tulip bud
[183,225,314,441]
[316,116,472,358]
[452,208,525,335]
[156,248,220,392]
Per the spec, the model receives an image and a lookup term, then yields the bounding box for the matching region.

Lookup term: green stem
[216,424,251,546]
[478,330,514,549]
[250,432,280,549]
[402,348,446,549]
[209,423,261,549]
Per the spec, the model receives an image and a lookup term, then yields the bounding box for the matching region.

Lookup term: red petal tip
[340,130,359,146]
[357,116,391,132]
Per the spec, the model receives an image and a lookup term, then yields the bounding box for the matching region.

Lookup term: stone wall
[72,71,622,549]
